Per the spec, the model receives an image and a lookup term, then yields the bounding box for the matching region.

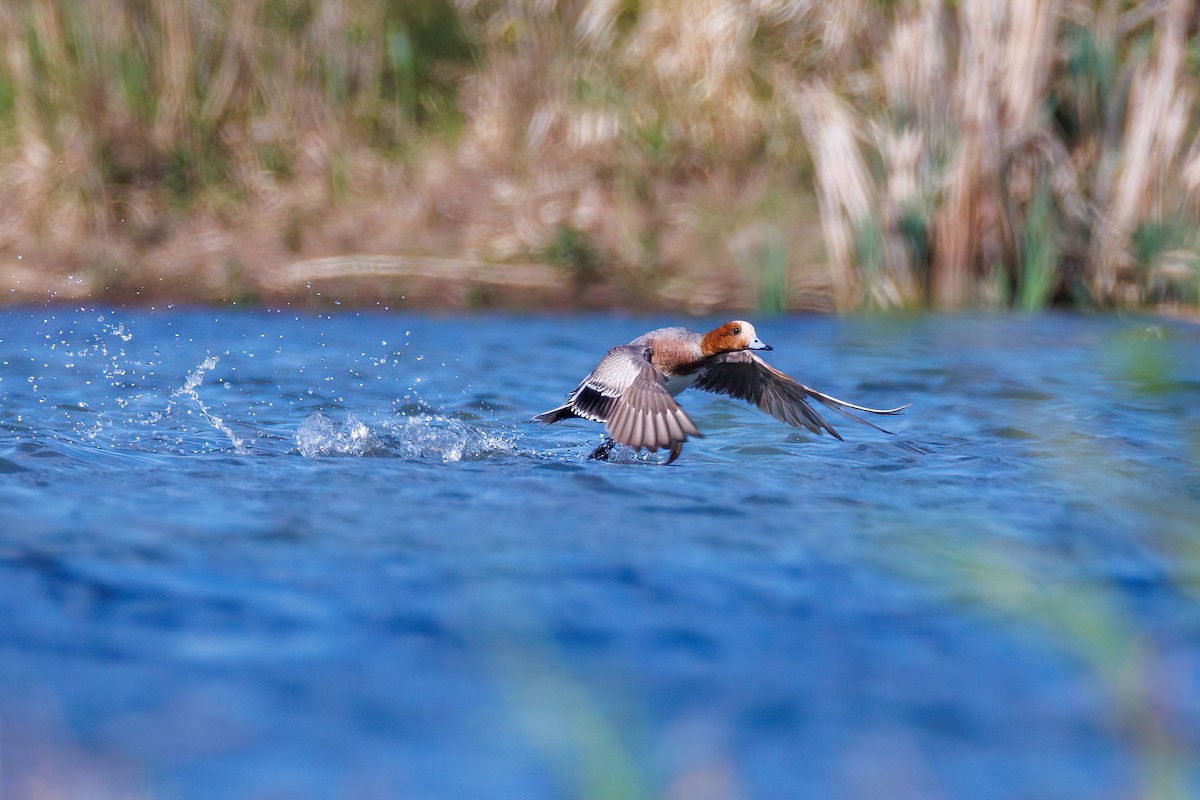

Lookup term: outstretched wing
[692,351,907,439]
[537,344,702,462]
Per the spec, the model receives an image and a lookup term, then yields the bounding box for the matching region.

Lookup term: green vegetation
[1,1,1199,311]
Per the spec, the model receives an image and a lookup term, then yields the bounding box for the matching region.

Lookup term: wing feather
[535,344,701,460]
[692,351,906,438]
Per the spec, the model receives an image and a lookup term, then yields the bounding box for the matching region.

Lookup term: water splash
[295,413,384,458]
[160,355,247,454]
[296,411,517,462]
[384,414,517,462]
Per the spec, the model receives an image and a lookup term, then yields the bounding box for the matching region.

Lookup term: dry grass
[0,0,1198,310]
[0,0,475,304]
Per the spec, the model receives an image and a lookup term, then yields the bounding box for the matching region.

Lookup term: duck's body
[534,321,906,463]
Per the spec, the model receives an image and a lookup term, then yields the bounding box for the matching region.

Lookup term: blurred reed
[1,0,1198,310]
[0,0,473,301]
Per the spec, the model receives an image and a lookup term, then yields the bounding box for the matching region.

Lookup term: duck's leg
[588,437,618,461]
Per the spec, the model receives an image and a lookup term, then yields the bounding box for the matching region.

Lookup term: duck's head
[700,320,772,356]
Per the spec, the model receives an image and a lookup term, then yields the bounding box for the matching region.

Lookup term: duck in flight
[533,321,907,463]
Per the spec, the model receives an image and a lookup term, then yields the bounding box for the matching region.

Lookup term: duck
[533,320,907,463]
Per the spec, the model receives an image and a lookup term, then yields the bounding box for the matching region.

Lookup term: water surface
[1,309,1198,799]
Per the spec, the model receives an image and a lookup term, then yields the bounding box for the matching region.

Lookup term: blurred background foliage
[1,0,1200,311]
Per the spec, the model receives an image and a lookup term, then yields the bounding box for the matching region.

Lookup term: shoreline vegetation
[2,1,1200,313]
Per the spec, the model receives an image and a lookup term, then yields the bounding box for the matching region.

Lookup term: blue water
[1,308,1198,799]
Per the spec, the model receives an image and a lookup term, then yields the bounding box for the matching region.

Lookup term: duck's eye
[731,326,741,335]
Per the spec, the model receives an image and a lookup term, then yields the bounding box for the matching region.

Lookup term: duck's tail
[532,404,578,424]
